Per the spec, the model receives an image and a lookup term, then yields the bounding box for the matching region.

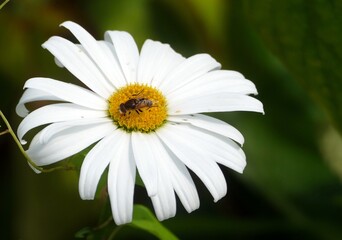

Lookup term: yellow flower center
[108,83,167,132]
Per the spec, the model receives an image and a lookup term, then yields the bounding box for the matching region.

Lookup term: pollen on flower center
[108,83,167,132]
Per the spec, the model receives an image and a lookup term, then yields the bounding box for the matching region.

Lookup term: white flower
[16,21,264,225]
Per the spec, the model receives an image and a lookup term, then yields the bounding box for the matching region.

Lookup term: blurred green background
[1,0,342,239]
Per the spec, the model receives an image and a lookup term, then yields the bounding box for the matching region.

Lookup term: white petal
[54,42,127,89]
[42,36,112,98]
[167,158,200,213]
[23,77,108,110]
[155,139,200,213]
[151,184,176,221]
[168,114,244,146]
[54,55,64,68]
[164,124,246,173]
[137,40,185,86]
[61,21,124,89]
[16,88,61,117]
[108,132,136,225]
[38,118,112,144]
[168,92,264,115]
[150,50,185,88]
[131,132,158,197]
[159,54,221,94]
[167,70,258,103]
[147,134,176,221]
[17,103,107,144]
[141,133,199,214]
[27,121,115,166]
[157,124,227,202]
[97,41,127,87]
[105,31,139,84]
[79,129,119,200]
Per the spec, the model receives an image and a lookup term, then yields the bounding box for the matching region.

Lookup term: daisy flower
[16,21,264,225]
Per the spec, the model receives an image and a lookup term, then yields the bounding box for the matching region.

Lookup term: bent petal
[38,118,112,145]
[27,121,115,166]
[16,88,61,117]
[17,103,107,144]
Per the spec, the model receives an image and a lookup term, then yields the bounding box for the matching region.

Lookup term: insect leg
[132,89,144,97]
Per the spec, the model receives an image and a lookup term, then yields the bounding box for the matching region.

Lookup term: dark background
[1,0,342,239]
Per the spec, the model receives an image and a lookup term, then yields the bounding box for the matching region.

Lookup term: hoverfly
[119,98,153,115]
[119,90,154,115]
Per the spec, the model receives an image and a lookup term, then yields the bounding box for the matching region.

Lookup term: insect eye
[119,104,126,113]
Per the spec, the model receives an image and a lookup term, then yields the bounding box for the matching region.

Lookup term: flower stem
[93,216,113,231]
[0,129,9,136]
[0,0,9,10]
[108,226,123,240]
[0,110,75,173]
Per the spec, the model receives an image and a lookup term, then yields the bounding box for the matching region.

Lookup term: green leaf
[74,227,92,238]
[129,205,179,240]
[243,0,342,134]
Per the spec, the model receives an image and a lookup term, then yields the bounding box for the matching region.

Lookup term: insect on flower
[119,94,154,115]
